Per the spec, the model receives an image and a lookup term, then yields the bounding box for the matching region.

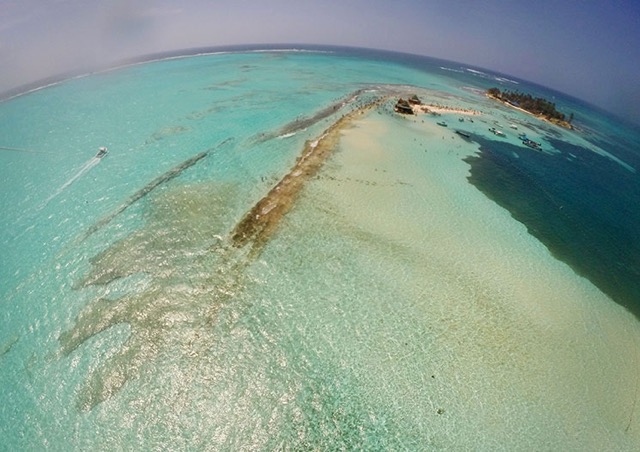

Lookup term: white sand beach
[282,105,640,449]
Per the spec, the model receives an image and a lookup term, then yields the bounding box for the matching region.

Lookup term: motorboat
[523,139,542,150]
[488,127,506,137]
[96,147,108,158]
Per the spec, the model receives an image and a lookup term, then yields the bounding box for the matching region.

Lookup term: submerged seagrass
[4,48,640,450]
[232,97,386,255]
[251,89,369,143]
[60,97,385,409]
[79,138,234,243]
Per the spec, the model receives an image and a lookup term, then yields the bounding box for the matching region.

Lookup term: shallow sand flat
[276,107,640,448]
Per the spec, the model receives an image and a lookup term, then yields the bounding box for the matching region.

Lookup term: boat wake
[40,156,102,209]
[60,101,385,411]
[78,138,233,243]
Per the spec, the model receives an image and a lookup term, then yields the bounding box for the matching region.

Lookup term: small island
[487,87,573,129]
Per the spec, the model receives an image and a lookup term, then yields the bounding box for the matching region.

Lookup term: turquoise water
[1,47,640,449]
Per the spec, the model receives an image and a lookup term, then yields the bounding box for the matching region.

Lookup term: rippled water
[1,46,640,450]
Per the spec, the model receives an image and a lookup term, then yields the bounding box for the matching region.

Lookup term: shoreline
[486,93,573,129]
[412,103,481,116]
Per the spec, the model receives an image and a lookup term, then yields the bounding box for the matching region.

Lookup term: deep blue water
[465,132,640,316]
[359,44,640,315]
[2,44,640,449]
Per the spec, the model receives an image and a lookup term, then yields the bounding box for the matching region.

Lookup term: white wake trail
[40,157,101,208]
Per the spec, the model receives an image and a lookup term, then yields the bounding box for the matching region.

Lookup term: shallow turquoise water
[1,47,640,450]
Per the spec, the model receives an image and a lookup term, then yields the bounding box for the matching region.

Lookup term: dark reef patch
[232,97,386,256]
[61,98,387,410]
[79,138,233,243]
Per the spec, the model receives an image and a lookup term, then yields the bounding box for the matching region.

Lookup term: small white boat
[488,127,506,137]
[96,147,108,158]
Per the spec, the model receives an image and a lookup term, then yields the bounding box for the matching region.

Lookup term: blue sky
[1,0,639,122]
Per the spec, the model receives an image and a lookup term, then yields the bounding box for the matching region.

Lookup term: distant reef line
[0,44,367,102]
[0,44,329,102]
[0,44,487,102]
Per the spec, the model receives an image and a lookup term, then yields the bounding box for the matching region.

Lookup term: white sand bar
[289,106,640,449]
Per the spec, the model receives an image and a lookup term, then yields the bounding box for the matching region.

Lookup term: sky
[1,0,639,123]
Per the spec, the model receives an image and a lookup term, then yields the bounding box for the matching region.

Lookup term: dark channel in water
[464,135,640,317]
[251,89,370,143]
[79,138,234,243]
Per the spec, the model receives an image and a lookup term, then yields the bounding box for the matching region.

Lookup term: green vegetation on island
[487,87,573,128]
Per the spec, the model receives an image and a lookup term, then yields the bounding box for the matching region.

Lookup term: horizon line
[1,42,636,128]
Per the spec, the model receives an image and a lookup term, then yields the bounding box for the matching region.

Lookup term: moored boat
[489,127,505,137]
[523,139,542,150]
